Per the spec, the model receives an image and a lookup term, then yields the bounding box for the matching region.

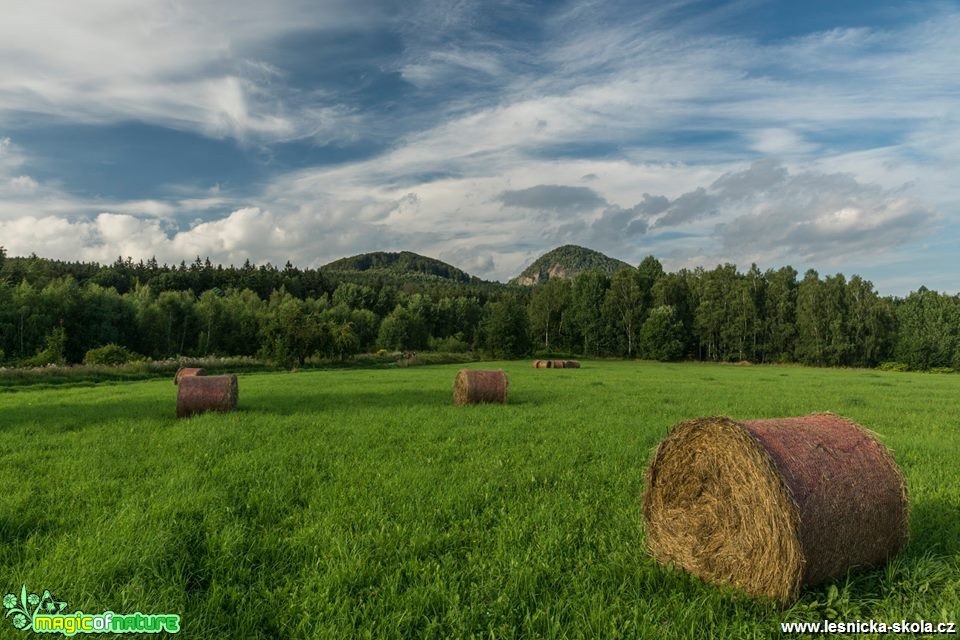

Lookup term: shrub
[83,344,141,366]
[929,367,954,375]
[428,334,470,353]
[24,327,68,366]
[878,361,910,372]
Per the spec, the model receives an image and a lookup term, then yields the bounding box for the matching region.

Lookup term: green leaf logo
[3,585,68,632]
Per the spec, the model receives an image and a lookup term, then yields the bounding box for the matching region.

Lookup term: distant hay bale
[176,375,238,418]
[452,369,508,405]
[735,360,753,366]
[532,359,580,369]
[643,413,908,603]
[174,367,206,385]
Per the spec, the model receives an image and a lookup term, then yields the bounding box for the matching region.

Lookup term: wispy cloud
[0,1,958,293]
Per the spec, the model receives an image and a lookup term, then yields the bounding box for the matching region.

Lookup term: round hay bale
[550,359,567,368]
[174,367,206,385]
[563,360,581,368]
[642,413,908,603]
[452,369,508,405]
[531,360,549,368]
[176,374,238,418]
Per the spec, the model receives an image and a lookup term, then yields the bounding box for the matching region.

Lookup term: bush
[428,334,470,353]
[23,327,68,366]
[929,367,954,374]
[878,361,910,372]
[83,344,141,366]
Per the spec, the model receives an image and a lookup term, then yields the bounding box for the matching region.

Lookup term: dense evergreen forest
[0,245,957,371]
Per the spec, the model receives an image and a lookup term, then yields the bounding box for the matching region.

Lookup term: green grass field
[1,361,958,638]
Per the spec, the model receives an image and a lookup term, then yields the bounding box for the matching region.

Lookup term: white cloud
[0,3,958,293]
[0,0,372,141]
[8,175,38,193]
[749,129,819,155]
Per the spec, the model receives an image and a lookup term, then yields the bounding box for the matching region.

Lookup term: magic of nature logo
[3,586,180,635]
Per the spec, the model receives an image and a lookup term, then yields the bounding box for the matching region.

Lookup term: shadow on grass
[0,396,170,432]
[243,387,530,414]
[907,496,960,557]
[794,496,960,607]
[0,510,58,560]
[2,384,533,432]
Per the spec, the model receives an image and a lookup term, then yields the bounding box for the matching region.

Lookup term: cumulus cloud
[632,160,938,266]
[8,175,38,193]
[496,184,606,213]
[650,160,787,228]
[715,185,936,265]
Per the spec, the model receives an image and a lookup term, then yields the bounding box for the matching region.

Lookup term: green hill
[511,245,631,285]
[321,251,474,283]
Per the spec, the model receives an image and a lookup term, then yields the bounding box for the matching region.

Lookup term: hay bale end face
[176,375,238,418]
[452,369,508,405]
[174,367,206,385]
[643,414,908,603]
[531,360,550,368]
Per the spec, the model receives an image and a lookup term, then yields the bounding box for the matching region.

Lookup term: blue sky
[0,0,958,294]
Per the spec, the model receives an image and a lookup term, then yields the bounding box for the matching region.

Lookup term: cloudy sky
[1,0,957,293]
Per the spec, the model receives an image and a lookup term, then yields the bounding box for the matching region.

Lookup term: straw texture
[176,374,238,418]
[452,369,508,405]
[643,413,908,603]
[174,367,206,385]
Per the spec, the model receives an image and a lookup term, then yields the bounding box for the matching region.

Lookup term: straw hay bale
[174,367,206,385]
[531,360,550,368]
[550,360,567,368]
[563,360,581,368]
[643,413,908,603]
[452,369,508,405]
[176,374,238,418]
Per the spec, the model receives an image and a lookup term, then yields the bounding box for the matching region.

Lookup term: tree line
[1,247,958,370]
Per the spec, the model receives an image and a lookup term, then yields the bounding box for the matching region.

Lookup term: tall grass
[0,361,957,638]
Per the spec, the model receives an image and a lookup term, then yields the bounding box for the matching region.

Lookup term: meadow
[1,361,958,638]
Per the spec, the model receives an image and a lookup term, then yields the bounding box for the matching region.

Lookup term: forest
[1,245,958,371]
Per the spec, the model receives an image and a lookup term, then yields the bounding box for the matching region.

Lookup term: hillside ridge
[322,250,473,283]
[511,244,632,286]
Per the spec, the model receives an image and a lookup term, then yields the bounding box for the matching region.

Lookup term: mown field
[1,361,958,638]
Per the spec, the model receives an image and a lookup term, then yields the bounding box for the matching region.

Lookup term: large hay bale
[176,374,238,418]
[550,359,567,368]
[643,413,908,603]
[563,360,581,368]
[174,367,206,385]
[531,360,550,368]
[452,369,508,405]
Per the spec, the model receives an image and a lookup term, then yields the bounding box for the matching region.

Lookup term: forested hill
[322,251,475,284]
[512,245,631,285]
